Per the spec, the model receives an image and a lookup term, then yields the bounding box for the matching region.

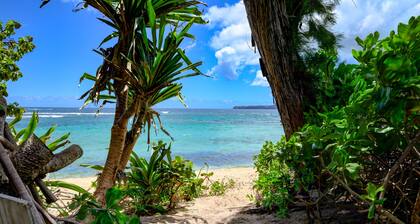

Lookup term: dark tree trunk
[243,0,305,139]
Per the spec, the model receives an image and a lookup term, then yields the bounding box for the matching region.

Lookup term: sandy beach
[57,167,305,224]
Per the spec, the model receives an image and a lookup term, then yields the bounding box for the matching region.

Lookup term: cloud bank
[205,0,420,85]
[205,1,259,80]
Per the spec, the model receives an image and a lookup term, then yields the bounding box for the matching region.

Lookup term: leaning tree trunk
[94,82,129,203]
[117,106,147,173]
[244,0,305,139]
[117,129,141,173]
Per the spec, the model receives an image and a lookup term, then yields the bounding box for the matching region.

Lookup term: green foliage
[253,141,291,217]
[84,188,140,224]
[45,181,140,223]
[254,16,420,221]
[361,183,385,219]
[0,20,35,96]
[10,111,71,150]
[126,141,206,215]
[208,179,235,196]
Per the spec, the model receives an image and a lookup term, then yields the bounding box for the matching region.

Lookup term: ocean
[14,108,283,178]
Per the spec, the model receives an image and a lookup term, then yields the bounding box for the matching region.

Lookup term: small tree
[75,0,205,202]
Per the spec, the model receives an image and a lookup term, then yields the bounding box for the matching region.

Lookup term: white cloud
[205,0,420,83]
[251,70,269,87]
[205,1,259,80]
[333,0,420,61]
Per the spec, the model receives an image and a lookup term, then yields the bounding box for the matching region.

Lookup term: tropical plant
[254,16,420,223]
[126,141,206,215]
[243,0,340,138]
[9,111,71,150]
[208,179,235,196]
[58,0,207,202]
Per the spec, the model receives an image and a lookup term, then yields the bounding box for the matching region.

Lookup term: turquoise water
[14,108,283,178]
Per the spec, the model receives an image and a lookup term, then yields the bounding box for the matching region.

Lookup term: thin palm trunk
[117,128,142,172]
[244,0,305,139]
[117,107,146,172]
[94,84,129,203]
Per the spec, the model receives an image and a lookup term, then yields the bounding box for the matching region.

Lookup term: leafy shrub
[45,181,140,224]
[79,187,140,224]
[253,141,291,217]
[208,178,235,196]
[126,141,206,215]
[254,16,419,222]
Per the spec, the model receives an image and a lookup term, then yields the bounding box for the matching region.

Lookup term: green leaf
[19,112,39,144]
[47,132,70,151]
[105,187,124,209]
[44,180,89,194]
[368,204,375,219]
[39,125,56,143]
[80,163,104,171]
[146,0,156,27]
[345,163,360,177]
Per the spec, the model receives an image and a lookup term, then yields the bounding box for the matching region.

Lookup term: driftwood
[0,96,84,223]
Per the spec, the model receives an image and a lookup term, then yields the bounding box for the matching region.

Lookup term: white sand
[57,167,305,224]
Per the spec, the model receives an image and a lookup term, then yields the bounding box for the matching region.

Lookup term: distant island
[233,105,276,109]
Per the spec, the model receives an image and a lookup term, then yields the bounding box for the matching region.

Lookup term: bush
[254,16,419,222]
[126,141,206,215]
[208,178,235,196]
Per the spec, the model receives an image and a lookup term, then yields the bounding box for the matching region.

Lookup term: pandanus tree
[76,0,205,202]
[243,0,340,139]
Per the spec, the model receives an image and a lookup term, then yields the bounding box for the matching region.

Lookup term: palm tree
[243,0,339,139]
[77,0,205,202]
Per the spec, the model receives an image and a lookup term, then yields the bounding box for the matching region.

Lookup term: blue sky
[1,0,419,108]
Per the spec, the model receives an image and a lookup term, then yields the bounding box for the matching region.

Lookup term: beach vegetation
[126,141,207,215]
[253,16,420,223]
[208,179,235,196]
[67,0,206,202]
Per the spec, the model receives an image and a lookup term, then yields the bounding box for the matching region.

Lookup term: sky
[1,0,419,108]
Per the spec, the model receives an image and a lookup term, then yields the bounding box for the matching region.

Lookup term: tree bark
[12,135,53,183]
[40,144,83,174]
[117,128,141,172]
[94,83,129,203]
[244,0,305,139]
[117,107,146,173]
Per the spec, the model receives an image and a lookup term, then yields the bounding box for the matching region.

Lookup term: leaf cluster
[126,141,207,215]
[0,20,34,96]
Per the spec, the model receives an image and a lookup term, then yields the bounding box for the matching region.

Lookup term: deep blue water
[14,108,283,178]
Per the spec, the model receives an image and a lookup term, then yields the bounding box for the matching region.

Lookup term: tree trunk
[94,120,128,203]
[117,127,142,172]
[243,0,305,139]
[117,107,146,173]
[94,84,128,203]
